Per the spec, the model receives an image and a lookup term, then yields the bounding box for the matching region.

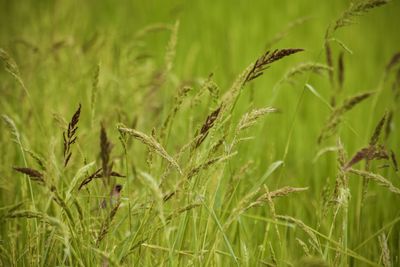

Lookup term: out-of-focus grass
[1,0,399,266]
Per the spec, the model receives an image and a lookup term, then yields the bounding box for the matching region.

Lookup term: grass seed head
[333,0,389,32]
[100,122,113,182]
[13,167,45,184]
[245,48,304,83]
[63,103,81,167]
[194,106,222,148]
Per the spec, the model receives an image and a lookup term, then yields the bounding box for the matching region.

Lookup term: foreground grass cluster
[0,0,399,266]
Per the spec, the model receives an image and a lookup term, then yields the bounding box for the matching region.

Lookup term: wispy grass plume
[118,125,182,174]
[332,0,389,32]
[280,62,332,84]
[90,64,100,127]
[349,168,400,195]
[237,107,278,131]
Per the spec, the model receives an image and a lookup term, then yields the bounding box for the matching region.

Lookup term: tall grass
[1,0,399,266]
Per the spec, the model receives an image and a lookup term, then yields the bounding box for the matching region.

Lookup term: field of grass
[1,0,400,266]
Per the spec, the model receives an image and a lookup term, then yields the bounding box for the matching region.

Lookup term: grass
[1,0,400,266]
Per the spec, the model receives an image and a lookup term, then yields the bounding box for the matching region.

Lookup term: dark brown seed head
[370,112,387,146]
[195,106,222,148]
[338,52,344,90]
[13,167,43,178]
[13,167,45,184]
[245,48,304,83]
[63,103,82,167]
[100,122,113,181]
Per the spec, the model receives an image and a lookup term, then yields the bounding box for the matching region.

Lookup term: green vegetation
[1,0,399,266]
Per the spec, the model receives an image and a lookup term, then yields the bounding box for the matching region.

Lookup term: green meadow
[1,0,399,266]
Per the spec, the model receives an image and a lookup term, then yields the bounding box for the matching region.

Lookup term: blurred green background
[1,0,399,187]
[1,0,399,265]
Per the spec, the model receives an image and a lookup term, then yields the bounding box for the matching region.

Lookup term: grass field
[1,0,400,266]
